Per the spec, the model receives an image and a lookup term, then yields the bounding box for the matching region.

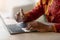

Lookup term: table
[0,17,60,40]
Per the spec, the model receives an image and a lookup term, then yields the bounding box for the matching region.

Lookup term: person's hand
[15,8,28,22]
[26,21,53,32]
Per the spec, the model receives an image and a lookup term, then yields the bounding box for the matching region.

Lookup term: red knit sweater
[25,0,60,32]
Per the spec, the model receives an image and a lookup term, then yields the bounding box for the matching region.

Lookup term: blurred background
[0,0,45,22]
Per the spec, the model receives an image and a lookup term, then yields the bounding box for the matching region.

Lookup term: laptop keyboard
[6,24,25,34]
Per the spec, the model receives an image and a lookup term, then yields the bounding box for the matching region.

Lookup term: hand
[15,8,27,22]
[26,21,53,32]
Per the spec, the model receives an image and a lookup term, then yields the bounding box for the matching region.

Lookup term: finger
[20,8,25,17]
[26,24,32,30]
[29,27,33,30]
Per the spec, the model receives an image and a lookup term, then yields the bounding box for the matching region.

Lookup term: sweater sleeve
[24,0,45,22]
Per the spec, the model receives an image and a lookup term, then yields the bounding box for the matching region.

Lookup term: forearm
[40,23,60,32]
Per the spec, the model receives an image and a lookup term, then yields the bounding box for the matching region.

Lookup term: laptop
[0,16,31,34]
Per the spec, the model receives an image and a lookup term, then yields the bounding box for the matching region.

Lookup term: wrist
[47,25,54,32]
[48,24,57,32]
